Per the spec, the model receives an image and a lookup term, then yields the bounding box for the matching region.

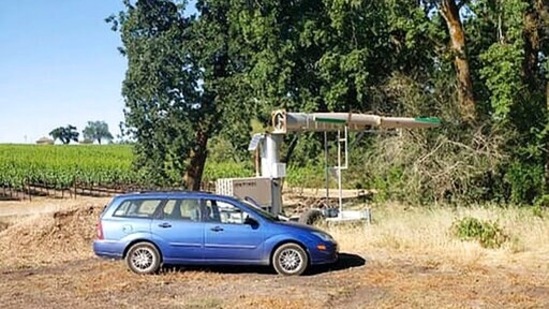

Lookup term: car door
[202,198,264,263]
[150,198,205,262]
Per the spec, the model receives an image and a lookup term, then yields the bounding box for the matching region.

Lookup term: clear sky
[0,1,130,143]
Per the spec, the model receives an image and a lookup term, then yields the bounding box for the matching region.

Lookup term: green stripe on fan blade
[414,117,441,125]
[315,117,346,124]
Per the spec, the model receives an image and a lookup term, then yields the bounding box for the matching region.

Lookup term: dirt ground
[0,196,548,309]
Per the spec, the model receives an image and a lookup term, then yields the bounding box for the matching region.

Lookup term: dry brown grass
[325,203,549,272]
[226,296,320,309]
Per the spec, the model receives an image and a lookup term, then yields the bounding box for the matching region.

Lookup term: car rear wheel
[125,242,161,275]
[272,243,308,276]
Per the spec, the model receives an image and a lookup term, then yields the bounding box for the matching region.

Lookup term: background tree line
[108,0,549,205]
[49,121,114,144]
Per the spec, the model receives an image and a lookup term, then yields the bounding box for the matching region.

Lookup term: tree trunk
[440,0,476,122]
[183,129,209,191]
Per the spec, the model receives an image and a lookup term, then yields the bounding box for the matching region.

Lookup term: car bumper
[93,239,124,259]
[310,242,339,265]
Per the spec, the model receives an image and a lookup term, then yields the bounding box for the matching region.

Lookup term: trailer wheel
[298,209,324,225]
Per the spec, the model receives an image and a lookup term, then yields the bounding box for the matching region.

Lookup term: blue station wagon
[93,191,338,276]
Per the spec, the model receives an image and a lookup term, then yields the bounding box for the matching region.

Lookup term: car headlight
[312,232,335,243]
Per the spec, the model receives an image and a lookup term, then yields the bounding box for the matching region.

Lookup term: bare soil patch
[0,256,546,309]
[0,197,547,308]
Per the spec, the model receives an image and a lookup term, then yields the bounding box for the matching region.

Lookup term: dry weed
[325,203,549,271]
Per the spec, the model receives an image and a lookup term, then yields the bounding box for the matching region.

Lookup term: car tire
[125,242,161,275]
[272,243,309,276]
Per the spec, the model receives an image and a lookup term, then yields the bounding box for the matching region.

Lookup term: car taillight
[97,221,104,240]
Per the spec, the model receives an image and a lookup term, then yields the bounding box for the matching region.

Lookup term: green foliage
[202,161,254,184]
[534,194,549,208]
[365,165,405,203]
[82,121,114,144]
[0,144,139,189]
[97,0,549,204]
[0,144,260,190]
[107,0,195,185]
[108,0,253,188]
[285,164,326,189]
[49,125,79,145]
[479,43,525,121]
[207,136,242,163]
[504,161,544,205]
[532,194,549,218]
[532,203,544,219]
[451,216,509,249]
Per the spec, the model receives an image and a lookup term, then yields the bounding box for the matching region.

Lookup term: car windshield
[240,198,280,222]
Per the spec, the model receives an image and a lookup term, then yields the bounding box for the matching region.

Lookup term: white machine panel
[216,177,273,207]
[271,162,286,178]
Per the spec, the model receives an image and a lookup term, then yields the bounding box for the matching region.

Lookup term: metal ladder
[324,126,349,214]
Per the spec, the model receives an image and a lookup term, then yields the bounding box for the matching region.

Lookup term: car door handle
[210,226,223,232]
[158,222,172,228]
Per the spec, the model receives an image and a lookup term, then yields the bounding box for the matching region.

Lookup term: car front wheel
[272,243,308,276]
[125,242,161,275]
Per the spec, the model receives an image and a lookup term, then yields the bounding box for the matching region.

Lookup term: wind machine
[216,110,441,224]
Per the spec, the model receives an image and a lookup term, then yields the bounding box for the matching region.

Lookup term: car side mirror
[244,216,259,227]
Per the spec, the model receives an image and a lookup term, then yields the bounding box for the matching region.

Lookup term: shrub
[532,204,544,219]
[532,194,549,218]
[451,216,509,249]
[504,161,544,205]
[285,165,326,188]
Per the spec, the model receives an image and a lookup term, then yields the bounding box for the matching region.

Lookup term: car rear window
[113,199,163,218]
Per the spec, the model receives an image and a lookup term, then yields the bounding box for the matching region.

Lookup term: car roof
[112,190,229,200]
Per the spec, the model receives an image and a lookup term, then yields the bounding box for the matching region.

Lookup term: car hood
[274,220,327,234]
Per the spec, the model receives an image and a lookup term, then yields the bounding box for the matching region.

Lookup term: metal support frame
[324,132,329,207]
[336,127,348,213]
[321,126,350,212]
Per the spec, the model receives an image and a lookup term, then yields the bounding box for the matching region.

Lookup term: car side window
[205,199,250,225]
[113,199,163,218]
[162,198,202,222]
